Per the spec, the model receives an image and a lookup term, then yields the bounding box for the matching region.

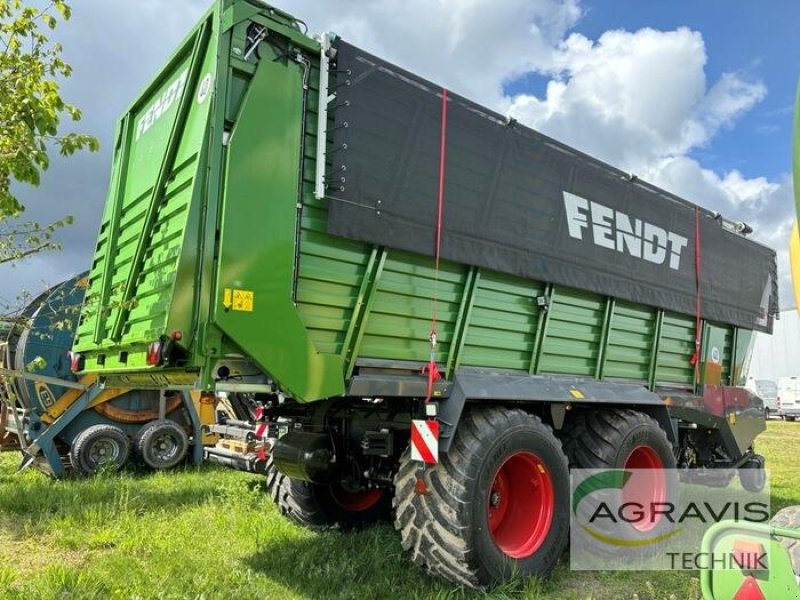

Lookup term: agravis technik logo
[570,468,770,570]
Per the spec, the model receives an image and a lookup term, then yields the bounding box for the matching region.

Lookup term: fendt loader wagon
[69,0,778,587]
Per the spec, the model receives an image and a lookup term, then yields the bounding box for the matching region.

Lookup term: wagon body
[71,1,776,407]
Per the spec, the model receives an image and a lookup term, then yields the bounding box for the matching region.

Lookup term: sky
[3,0,798,310]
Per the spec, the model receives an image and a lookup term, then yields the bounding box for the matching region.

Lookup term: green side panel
[74,8,218,365]
[655,312,696,387]
[358,254,468,363]
[538,287,605,376]
[795,81,800,223]
[700,323,728,386]
[459,272,546,371]
[214,52,344,402]
[603,301,657,382]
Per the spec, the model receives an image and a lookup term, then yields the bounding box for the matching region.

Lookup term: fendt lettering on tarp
[563,191,689,270]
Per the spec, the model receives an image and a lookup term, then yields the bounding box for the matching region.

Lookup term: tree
[0,0,97,264]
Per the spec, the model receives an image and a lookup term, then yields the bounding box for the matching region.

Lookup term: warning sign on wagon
[223,288,254,312]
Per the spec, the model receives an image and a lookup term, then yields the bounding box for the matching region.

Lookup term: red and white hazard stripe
[254,423,267,438]
[411,419,439,464]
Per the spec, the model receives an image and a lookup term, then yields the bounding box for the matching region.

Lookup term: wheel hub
[622,445,665,532]
[487,451,555,559]
[90,439,119,464]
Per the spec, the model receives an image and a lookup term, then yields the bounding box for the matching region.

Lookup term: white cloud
[283,0,581,106]
[508,28,767,172]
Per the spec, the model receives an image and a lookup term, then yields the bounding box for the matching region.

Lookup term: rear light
[733,575,766,600]
[68,351,84,372]
[146,341,162,366]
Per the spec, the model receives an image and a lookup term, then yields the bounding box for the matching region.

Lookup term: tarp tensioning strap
[689,206,703,382]
[422,88,448,402]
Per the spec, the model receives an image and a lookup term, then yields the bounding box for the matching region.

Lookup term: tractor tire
[771,506,800,577]
[393,407,570,588]
[70,424,131,475]
[265,455,389,530]
[135,420,189,470]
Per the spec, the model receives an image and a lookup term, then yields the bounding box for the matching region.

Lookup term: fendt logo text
[136,69,189,141]
[563,191,689,270]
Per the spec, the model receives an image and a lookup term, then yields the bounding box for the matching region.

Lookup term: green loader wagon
[69,0,778,587]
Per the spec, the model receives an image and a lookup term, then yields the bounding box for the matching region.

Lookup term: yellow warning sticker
[223,288,254,311]
[569,389,584,399]
[231,289,254,312]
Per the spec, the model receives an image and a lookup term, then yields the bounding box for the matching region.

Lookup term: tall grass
[0,421,795,599]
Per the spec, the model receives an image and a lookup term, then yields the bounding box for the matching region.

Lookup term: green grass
[0,421,797,599]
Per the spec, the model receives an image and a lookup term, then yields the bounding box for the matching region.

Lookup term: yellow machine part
[791,221,800,312]
[191,391,218,445]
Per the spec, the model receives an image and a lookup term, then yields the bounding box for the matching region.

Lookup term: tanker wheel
[135,420,189,470]
[394,407,570,588]
[265,456,390,530]
[562,408,676,534]
[70,424,131,475]
[771,506,800,578]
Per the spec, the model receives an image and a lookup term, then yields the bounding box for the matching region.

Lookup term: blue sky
[2,0,797,308]
[503,1,798,182]
[579,0,798,181]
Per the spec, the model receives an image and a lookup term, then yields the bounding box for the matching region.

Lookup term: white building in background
[749,309,800,382]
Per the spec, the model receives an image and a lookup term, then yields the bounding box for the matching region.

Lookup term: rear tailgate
[73,7,218,370]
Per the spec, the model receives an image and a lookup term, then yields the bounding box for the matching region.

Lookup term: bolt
[490,491,501,507]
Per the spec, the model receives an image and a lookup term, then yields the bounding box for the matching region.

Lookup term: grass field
[0,420,796,600]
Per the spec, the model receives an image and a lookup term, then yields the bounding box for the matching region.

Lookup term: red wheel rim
[487,451,555,559]
[330,485,384,512]
[622,445,665,532]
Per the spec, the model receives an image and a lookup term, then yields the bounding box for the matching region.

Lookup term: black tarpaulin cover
[326,41,779,334]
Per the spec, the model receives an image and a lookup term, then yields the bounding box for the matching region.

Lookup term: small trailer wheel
[394,407,570,588]
[739,455,766,493]
[136,420,189,469]
[70,424,131,475]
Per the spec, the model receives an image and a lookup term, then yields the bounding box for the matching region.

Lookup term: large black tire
[561,408,676,470]
[135,420,189,470]
[771,506,800,577]
[70,424,131,475]
[561,408,677,555]
[265,455,390,529]
[393,407,570,588]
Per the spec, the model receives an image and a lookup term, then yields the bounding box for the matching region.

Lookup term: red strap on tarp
[689,206,702,379]
[423,88,448,402]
